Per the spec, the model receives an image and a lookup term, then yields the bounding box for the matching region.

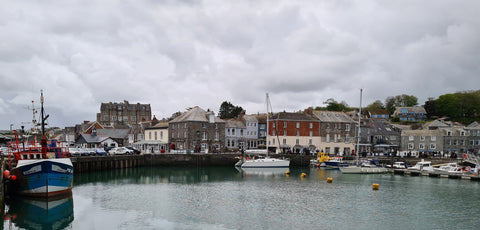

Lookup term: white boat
[239,93,290,168]
[433,163,458,173]
[409,161,434,172]
[447,167,464,175]
[386,162,408,169]
[340,89,387,174]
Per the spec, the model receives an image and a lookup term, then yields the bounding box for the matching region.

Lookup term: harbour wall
[71,153,313,173]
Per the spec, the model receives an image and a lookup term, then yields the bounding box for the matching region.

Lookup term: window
[431,136,436,141]
[408,143,414,149]
[273,130,275,136]
[346,134,350,142]
[326,134,330,142]
[409,136,414,141]
[149,132,152,140]
[184,131,186,138]
[453,140,458,145]
[447,131,452,136]
[131,116,136,122]
[184,123,187,128]
[215,132,218,140]
[296,122,300,128]
[160,131,163,139]
[430,143,436,149]
[283,139,287,144]
[283,131,287,136]
[202,132,207,140]
[309,139,312,145]
[420,136,425,141]
[346,124,350,131]
[154,132,157,140]
[296,139,299,144]
[284,122,287,128]
[419,143,425,149]
[240,130,243,136]
[296,131,299,136]
[309,123,313,129]
[309,131,313,137]
[327,124,330,129]
[232,129,235,135]
[460,131,465,136]
[390,136,396,141]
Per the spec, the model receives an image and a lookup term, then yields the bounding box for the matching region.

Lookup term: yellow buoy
[372,183,379,190]
[285,170,290,175]
[301,173,307,178]
[327,177,333,183]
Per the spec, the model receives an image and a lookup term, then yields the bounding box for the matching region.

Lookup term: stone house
[400,129,444,157]
[96,100,151,126]
[361,119,401,156]
[465,122,480,154]
[169,106,225,153]
[313,111,356,156]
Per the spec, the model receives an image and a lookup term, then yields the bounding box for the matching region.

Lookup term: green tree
[365,100,386,114]
[385,94,419,114]
[423,98,437,119]
[323,98,348,111]
[219,101,244,119]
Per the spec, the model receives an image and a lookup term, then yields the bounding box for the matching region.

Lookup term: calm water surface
[4,167,480,230]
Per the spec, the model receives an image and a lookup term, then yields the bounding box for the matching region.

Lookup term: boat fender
[285,170,290,175]
[3,170,10,179]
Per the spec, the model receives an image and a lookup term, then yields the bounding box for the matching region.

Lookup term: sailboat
[5,90,74,197]
[238,93,290,168]
[340,89,387,174]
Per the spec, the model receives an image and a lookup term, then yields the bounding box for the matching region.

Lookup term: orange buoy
[327,177,333,183]
[372,183,379,190]
[11,175,17,181]
[3,170,10,179]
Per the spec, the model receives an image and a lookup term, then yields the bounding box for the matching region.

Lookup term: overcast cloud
[1,0,479,130]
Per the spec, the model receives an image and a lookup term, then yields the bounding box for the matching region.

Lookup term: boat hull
[241,157,290,168]
[323,161,349,169]
[340,166,388,174]
[10,158,73,197]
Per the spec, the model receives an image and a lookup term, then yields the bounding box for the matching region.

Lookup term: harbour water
[4,166,480,230]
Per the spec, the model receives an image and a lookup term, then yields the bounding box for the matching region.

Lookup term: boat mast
[266,93,269,155]
[355,88,362,165]
[40,89,49,137]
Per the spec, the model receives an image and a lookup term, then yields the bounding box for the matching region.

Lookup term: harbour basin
[4,166,480,230]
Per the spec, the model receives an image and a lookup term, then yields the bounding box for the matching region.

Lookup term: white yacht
[409,161,434,172]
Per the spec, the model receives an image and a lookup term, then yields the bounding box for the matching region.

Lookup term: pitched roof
[312,111,355,123]
[79,134,112,143]
[466,121,480,129]
[170,106,224,123]
[96,129,130,139]
[273,112,317,121]
[225,119,246,128]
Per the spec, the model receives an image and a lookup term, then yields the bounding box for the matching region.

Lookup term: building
[465,122,480,154]
[243,115,260,149]
[225,119,246,151]
[75,128,118,148]
[393,106,427,122]
[169,106,225,153]
[133,122,169,153]
[361,119,401,156]
[313,111,356,156]
[96,100,151,126]
[400,129,444,157]
[268,112,320,154]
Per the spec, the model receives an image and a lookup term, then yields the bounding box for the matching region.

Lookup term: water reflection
[73,166,243,186]
[5,193,74,230]
[236,167,290,177]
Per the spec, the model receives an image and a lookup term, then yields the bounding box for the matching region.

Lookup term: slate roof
[401,129,444,136]
[312,111,355,123]
[273,112,317,121]
[79,134,112,143]
[225,119,246,128]
[97,129,130,139]
[146,122,169,130]
[393,106,427,116]
[243,115,258,123]
[170,106,225,123]
[425,120,449,129]
[466,121,480,129]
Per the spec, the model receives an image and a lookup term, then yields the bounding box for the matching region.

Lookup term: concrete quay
[393,169,480,181]
[71,153,314,173]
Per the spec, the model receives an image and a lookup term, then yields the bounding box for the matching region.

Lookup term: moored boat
[4,90,73,198]
[408,161,434,172]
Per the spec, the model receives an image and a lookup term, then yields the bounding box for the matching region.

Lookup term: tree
[219,101,244,119]
[385,94,419,114]
[323,98,348,111]
[365,100,386,114]
[423,98,437,119]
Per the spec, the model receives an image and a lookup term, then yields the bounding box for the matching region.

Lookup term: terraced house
[313,111,356,156]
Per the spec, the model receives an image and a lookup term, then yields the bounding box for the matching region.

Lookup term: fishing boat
[4,90,73,197]
[322,157,349,169]
[340,89,388,174]
[237,93,289,168]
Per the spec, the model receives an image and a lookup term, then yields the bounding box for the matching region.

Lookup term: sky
[1,0,479,130]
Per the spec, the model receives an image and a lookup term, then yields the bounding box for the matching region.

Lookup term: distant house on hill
[393,106,427,122]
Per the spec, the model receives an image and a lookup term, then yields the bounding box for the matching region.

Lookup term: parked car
[109,147,133,155]
[126,146,141,154]
[69,148,82,157]
[95,148,107,156]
